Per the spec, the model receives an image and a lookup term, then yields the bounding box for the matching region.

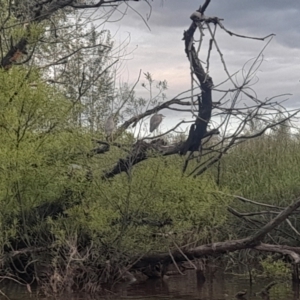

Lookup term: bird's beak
[162,115,166,117]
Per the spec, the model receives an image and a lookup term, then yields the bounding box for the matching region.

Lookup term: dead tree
[97,0,296,179]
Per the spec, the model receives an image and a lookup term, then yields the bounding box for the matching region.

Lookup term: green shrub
[261,256,290,279]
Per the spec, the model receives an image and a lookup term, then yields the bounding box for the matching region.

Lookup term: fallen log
[132,198,300,277]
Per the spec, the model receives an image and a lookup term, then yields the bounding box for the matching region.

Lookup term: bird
[105,115,115,138]
[150,113,165,133]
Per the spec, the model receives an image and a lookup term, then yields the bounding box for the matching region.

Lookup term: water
[0,271,297,299]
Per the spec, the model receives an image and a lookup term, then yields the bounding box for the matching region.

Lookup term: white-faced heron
[150,113,165,133]
[105,115,115,137]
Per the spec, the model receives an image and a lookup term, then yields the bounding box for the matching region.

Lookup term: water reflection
[0,271,297,300]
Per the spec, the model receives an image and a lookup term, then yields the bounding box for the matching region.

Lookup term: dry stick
[172,240,197,270]
[188,35,197,116]
[228,205,300,243]
[0,275,27,286]
[249,198,300,243]
[0,289,9,300]
[205,23,216,79]
[168,248,185,276]
[209,18,274,101]
[214,89,241,181]
[216,19,275,41]
[234,195,285,209]
[208,22,238,88]
[182,151,194,174]
[228,206,266,227]
[142,120,193,141]
[286,219,300,237]
[205,23,244,181]
[39,42,112,69]
[229,210,295,217]
[124,1,152,31]
[114,69,142,119]
[227,206,278,245]
[213,70,240,89]
[197,21,205,55]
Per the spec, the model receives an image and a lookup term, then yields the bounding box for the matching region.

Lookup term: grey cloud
[108,0,300,114]
[119,0,300,48]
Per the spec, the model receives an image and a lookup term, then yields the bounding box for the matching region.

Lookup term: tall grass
[220,133,300,203]
[215,131,300,244]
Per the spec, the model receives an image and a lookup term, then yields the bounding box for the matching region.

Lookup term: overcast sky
[101,0,300,133]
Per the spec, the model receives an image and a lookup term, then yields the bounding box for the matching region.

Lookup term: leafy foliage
[261,256,290,279]
[0,66,90,248]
